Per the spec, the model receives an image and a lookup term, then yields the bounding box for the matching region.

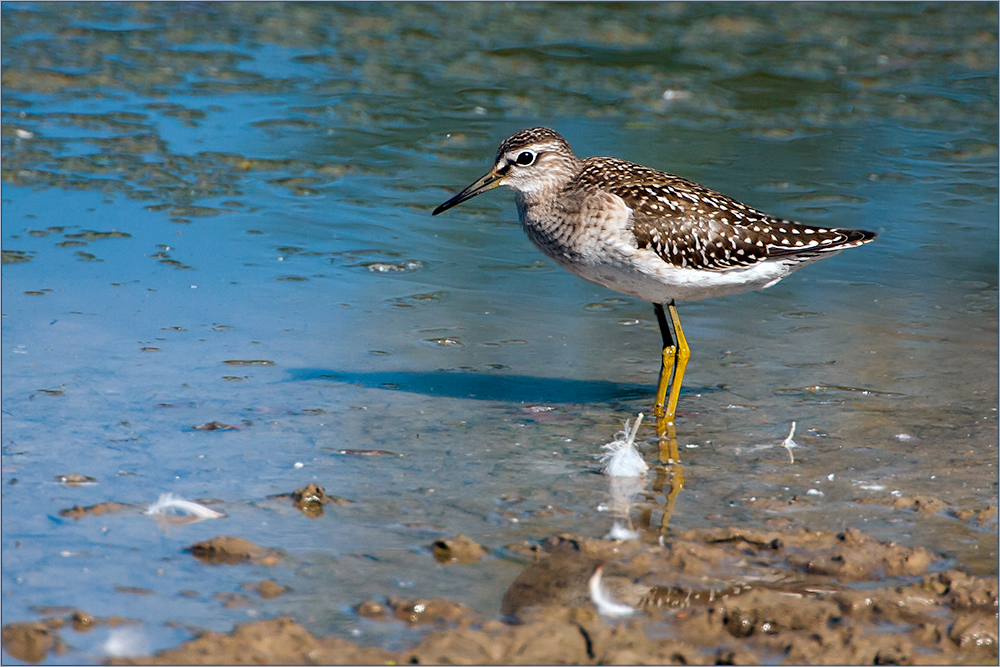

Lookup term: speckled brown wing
[577,158,874,272]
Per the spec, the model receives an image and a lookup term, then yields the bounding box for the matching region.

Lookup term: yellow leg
[652,344,676,423]
[646,302,688,526]
[652,302,676,427]
[652,301,690,463]
[663,301,690,425]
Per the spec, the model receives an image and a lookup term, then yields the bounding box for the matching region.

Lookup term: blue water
[2,3,996,663]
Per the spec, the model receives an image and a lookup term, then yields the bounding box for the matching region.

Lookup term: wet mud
[2,3,996,664]
[270,482,354,518]
[16,523,984,665]
[2,611,135,663]
[191,421,244,431]
[248,580,289,600]
[432,535,488,564]
[59,501,134,520]
[1,623,65,664]
[186,537,283,567]
[54,472,98,486]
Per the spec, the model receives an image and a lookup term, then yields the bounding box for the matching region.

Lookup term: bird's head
[432,127,578,215]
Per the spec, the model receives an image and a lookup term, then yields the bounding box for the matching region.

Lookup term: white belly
[549,246,796,303]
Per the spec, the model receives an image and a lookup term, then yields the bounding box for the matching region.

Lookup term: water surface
[2,3,996,662]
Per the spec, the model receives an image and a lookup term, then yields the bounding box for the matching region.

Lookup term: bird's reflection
[640,461,684,535]
[646,423,685,533]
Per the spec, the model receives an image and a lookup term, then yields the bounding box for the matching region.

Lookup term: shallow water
[2,2,997,663]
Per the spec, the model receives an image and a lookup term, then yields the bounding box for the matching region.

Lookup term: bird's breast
[516,190,634,264]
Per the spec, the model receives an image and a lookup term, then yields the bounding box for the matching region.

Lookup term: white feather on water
[598,414,649,541]
[599,413,648,478]
[145,493,225,520]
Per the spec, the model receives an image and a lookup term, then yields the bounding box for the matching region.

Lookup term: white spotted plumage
[438,127,876,304]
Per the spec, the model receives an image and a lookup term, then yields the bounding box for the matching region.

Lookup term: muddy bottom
[2,3,996,665]
[8,521,995,665]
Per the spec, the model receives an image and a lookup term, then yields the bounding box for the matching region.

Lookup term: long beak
[432,169,503,215]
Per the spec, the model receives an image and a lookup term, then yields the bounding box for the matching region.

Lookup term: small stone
[432,535,487,564]
[356,600,386,619]
[187,537,283,566]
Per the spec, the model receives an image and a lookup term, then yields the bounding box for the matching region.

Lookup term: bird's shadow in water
[286,368,724,405]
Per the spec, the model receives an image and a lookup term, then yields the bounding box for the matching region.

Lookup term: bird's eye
[515,151,535,166]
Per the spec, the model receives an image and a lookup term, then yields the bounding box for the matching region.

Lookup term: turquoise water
[2,3,996,662]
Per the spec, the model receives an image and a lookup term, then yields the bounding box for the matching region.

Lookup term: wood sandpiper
[433,128,876,461]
